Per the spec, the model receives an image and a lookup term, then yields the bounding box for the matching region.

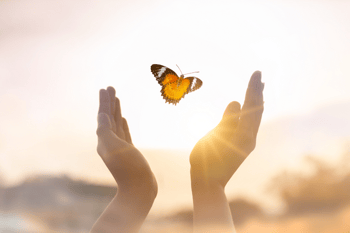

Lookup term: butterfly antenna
[183,71,199,75]
[176,64,183,75]
[177,64,200,76]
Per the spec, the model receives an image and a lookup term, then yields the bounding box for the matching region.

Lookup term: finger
[244,71,264,106]
[106,86,118,133]
[239,71,264,138]
[107,86,116,119]
[122,118,133,145]
[113,96,125,139]
[98,89,111,116]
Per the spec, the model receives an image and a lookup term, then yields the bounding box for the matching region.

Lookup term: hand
[190,71,264,187]
[190,71,264,232]
[96,87,157,193]
[91,87,157,233]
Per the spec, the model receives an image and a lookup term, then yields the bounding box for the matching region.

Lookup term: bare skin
[190,71,264,233]
[90,87,157,233]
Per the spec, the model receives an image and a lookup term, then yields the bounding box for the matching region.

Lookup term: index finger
[98,89,111,116]
[239,71,264,138]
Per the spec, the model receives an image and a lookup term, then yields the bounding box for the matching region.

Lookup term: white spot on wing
[190,78,198,91]
[157,67,167,77]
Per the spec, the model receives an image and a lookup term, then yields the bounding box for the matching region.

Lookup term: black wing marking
[151,64,178,85]
[184,77,203,94]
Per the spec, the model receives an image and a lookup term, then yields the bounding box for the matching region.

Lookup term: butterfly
[151,64,203,105]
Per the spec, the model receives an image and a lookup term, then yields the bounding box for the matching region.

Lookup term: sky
[0,0,350,214]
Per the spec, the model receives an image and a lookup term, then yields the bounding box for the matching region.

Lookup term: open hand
[97,87,157,193]
[190,71,264,187]
[91,86,157,233]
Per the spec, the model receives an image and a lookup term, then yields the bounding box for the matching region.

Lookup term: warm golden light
[1,0,350,232]
[185,110,216,142]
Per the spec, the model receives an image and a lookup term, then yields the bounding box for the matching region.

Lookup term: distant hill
[0,175,116,210]
[158,197,264,227]
[0,175,116,232]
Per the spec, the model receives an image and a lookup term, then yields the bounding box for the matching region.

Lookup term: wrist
[190,167,226,191]
[118,173,158,202]
[190,171,234,232]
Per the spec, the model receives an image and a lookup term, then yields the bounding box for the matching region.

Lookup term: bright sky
[0,0,350,213]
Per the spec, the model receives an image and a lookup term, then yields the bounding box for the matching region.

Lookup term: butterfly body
[151,64,202,105]
[176,75,184,87]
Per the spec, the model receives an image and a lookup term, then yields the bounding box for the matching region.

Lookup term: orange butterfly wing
[161,78,191,104]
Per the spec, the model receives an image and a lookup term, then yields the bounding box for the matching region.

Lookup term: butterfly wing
[184,77,203,93]
[151,64,179,86]
[160,77,203,105]
[161,78,191,105]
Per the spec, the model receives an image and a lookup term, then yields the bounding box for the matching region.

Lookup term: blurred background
[1,0,350,232]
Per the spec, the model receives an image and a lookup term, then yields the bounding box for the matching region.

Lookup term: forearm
[191,174,236,233]
[90,186,157,233]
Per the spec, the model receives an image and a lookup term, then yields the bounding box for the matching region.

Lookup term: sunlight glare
[185,110,216,142]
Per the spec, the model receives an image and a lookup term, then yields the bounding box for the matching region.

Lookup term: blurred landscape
[1,150,349,232]
[1,0,350,232]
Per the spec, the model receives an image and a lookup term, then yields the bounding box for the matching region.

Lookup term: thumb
[215,101,241,138]
[220,101,241,128]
